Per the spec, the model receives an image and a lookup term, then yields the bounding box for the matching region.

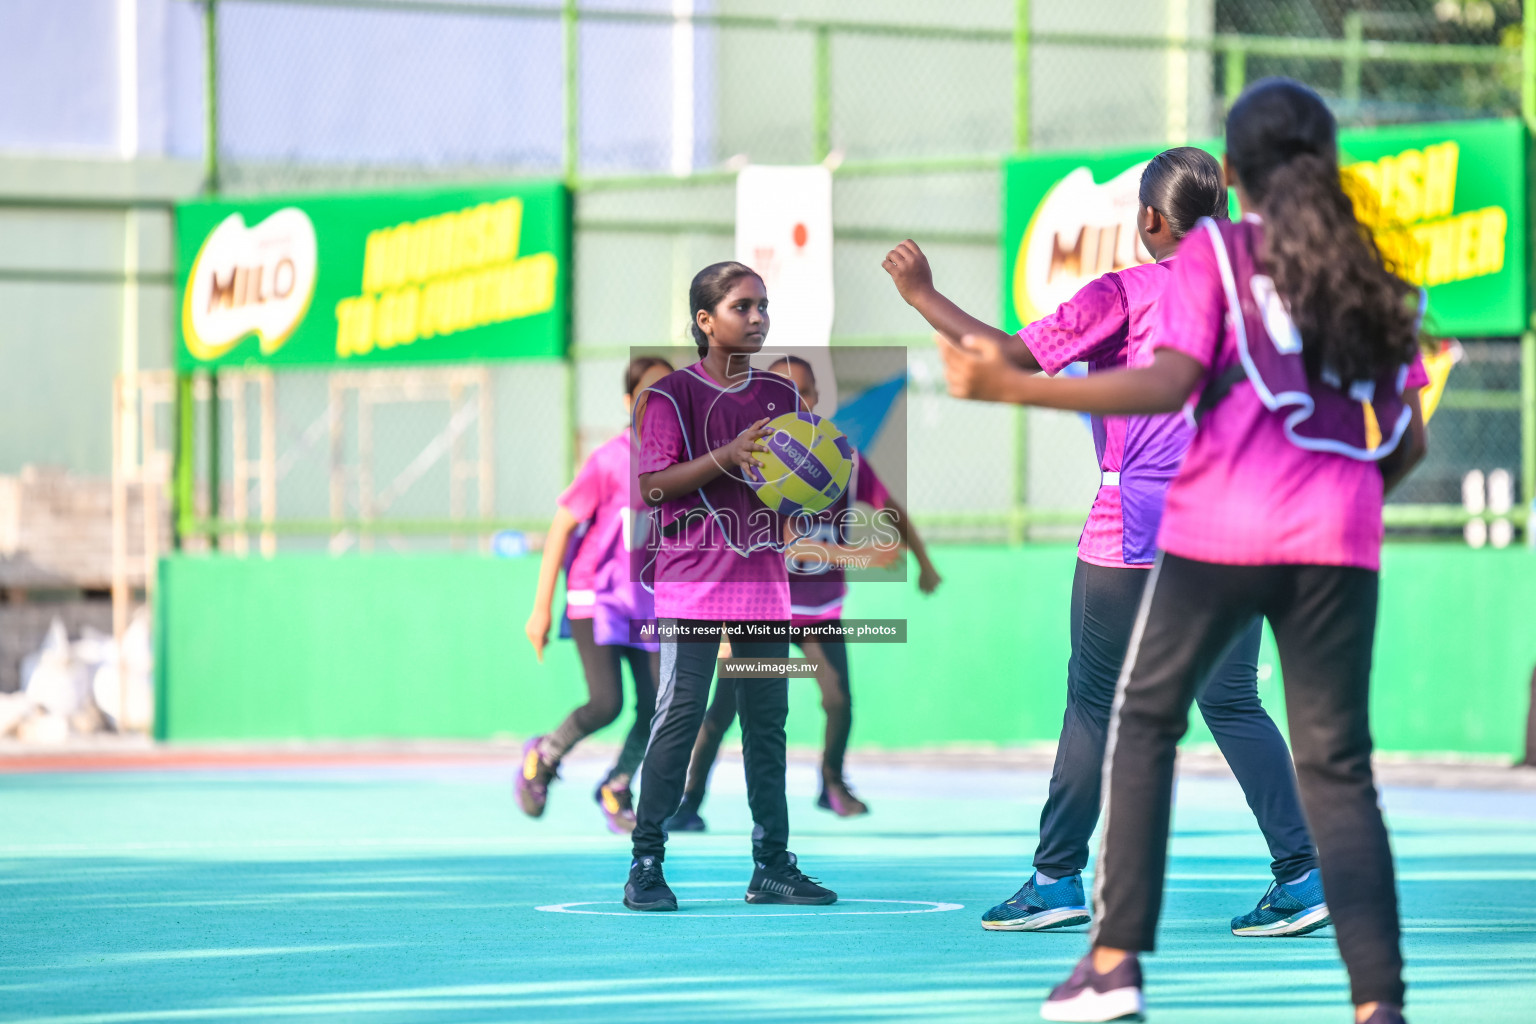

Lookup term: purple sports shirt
[557,431,657,649]
[638,361,795,621]
[1019,260,1192,567]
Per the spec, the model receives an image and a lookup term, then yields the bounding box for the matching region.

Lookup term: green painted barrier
[158,545,1536,759]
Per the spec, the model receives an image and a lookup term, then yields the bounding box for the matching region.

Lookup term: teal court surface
[2,750,1534,1023]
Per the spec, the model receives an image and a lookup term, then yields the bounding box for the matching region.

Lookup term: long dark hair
[1226,77,1418,383]
[624,355,673,396]
[688,261,762,357]
[1139,147,1228,238]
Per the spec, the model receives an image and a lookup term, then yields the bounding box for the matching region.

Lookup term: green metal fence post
[563,0,579,184]
[1010,408,1029,546]
[813,25,832,161]
[1010,0,1030,543]
[1524,332,1535,515]
[173,373,195,548]
[1526,3,1535,527]
[1524,0,1535,134]
[203,0,219,194]
[177,0,220,554]
[1342,11,1363,107]
[1014,0,1030,152]
[1223,40,1247,110]
[562,2,580,480]
[207,372,220,550]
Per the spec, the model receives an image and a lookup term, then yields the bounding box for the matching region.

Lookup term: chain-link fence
[170,0,1533,548]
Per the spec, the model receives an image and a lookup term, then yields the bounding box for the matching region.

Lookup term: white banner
[735,164,837,412]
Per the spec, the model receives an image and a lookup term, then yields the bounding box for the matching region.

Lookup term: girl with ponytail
[936,79,1427,1024]
[622,261,839,913]
[885,148,1324,942]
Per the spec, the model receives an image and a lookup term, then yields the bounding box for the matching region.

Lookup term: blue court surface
[2,751,1533,1023]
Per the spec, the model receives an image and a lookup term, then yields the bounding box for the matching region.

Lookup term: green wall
[158,545,1536,758]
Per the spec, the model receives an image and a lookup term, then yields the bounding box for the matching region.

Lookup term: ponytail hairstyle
[1138,146,1229,239]
[1226,77,1418,384]
[624,355,673,397]
[688,261,763,357]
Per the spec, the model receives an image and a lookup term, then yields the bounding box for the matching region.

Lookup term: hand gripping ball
[747,410,854,516]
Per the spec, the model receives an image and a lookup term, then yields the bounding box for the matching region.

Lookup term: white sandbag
[21,618,91,719]
[92,608,154,732]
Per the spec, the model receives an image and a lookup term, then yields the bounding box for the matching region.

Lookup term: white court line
[535,898,964,918]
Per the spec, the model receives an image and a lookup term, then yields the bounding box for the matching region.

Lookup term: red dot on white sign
[792,223,808,247]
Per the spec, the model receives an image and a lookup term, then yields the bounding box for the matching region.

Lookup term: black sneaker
[623,856,677,911]
[745,851,837,905]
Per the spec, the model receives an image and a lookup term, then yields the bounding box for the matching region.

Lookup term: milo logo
[1012,162,1154,326]
[182,209,319,361]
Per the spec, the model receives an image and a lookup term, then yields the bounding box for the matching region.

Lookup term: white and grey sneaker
[745,851,837,905]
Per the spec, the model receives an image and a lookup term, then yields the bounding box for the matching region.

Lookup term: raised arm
[884,240,1042,372]
[937,333,1204,416]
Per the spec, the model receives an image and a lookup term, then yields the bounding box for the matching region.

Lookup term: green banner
[176,180,568,370]
[1002,119,1528,338]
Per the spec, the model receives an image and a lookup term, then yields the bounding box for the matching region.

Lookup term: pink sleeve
[1153,226,1226,369]
[1405,353,1429,390]
[852,453,890,509]
[557,453,603,522]
[1017,273,1129,376]
[638,392,684,475]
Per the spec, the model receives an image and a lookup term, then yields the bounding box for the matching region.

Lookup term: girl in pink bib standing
[938,79,1427,1024]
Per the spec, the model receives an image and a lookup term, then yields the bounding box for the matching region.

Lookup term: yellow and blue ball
[747,411,854,516]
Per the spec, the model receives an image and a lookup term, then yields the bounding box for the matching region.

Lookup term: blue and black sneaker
[1230,870,1330,937]
[981,873,1090,932]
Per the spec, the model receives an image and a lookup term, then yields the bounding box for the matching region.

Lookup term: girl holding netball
[624,261,837,912]
[886,147,1325,940]
[662,353,940,830]
[937,79,1426,1024]
[519,356,674,832]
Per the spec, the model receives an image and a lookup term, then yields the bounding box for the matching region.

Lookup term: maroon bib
[1197,217,1415,461]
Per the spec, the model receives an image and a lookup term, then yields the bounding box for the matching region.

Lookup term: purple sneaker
[595,780,637,833]
[1040,952,1144,1022]
[1360,1007,1406,1024]
[514,736,558,818]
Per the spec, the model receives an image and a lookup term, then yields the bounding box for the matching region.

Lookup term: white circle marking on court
[535,898,964,918]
